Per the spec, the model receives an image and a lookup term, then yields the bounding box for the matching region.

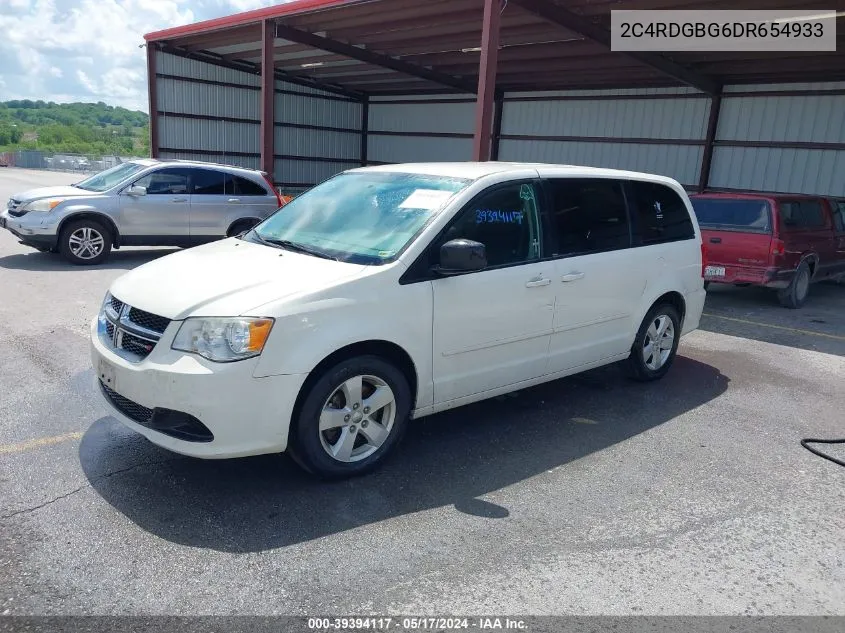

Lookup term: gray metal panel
[709,147,845,197]
[368,102,474,134]
[157,51,260,87]
[498,139,703,187]
[273,159,359,185]
[275,78,353,100]
[718,95,845,143]
[159,117,258,154]
[275,93,362,129]
[159,151,260,171]
[501,97,709,139]
[157,77,259,119]
[274,127,360,161]
[367,136,473,164]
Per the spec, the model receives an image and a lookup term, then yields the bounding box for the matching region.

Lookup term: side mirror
[126,185,146,197]
[435,239,487,275]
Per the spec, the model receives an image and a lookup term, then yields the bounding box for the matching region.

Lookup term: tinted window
[436,182,542,267]
[133,168,190,195]
[231,175,268,196]
[192,169,226,195]
[691,198,772,233]
[545,178,629,256]
[629,181,695,245]
[834,201,845,232]
[780,201,826,229]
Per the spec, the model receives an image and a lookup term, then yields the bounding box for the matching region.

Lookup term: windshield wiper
[249,232,339,261]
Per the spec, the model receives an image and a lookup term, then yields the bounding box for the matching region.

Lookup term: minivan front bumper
[90,317,308,459]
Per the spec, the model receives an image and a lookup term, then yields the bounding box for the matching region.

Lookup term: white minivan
[90,162,706,478]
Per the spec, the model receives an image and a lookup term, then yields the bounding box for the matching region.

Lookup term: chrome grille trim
[99,295,171,362]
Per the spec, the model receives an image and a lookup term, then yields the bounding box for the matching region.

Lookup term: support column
[491,94,504,161]
[260,19,276,179]
[471,0,502,161]
[698,92,722,192]
[146,44,159,159]
[361,95,369,166]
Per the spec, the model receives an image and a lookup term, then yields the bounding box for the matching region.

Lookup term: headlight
[21,198,65,213]
[171,317,274,362]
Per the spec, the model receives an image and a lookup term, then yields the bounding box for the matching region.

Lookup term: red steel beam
[147,44,159,158]
[472,0,502,161]
[260,19,275,179]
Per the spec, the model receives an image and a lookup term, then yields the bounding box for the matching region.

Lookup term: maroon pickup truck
[690,193,845,308]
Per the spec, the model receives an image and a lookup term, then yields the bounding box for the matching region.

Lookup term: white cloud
[0,0,282,111]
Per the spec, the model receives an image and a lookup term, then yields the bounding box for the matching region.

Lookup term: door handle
[525,275,551,288]
[561,272,585,282]
[171,197,187,203]
[227,198,241,203]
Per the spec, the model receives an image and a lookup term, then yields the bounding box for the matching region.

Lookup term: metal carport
[143,0,845,196]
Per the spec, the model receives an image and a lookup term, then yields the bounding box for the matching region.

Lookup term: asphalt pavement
[0,168,843,616]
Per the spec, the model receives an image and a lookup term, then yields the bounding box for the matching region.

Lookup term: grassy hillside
[0,100,150,156]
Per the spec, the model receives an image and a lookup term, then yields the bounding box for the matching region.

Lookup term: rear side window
[833,201,845,232]
[231,175,269,196]
[544,178,630,256]
[192,169,225,195]
[780,201,826,229]
[691,198,772,233]
[629,181,695,245]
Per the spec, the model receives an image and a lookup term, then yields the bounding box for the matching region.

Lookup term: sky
[0,0,286,113]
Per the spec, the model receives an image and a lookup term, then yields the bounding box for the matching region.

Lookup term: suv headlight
[172,317,274,362]
[21,198,65,213]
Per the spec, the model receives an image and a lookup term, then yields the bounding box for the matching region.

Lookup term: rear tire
[624,304,681,382]
[703,281,711,290]
[226,219,259,237]
[289,355,411,479]
[777,261,811,309]
[59,219,112,265]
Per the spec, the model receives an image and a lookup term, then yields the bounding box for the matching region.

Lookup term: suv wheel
[777,261,811,309]
[59,219,112,265]
[289,355,411,479]
[624,304,681,382]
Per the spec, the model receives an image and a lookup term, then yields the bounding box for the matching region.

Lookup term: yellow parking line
[0,432,83,455]
[702,313,845,342]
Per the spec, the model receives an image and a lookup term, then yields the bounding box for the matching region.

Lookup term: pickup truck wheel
[777,261,811,309]
[59,219,112,265]
[624,304,681,382]
[289,355,411,479]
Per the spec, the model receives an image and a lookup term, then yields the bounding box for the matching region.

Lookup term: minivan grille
[100,295,171,361]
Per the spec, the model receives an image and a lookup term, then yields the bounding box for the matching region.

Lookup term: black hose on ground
[800,438,845,467]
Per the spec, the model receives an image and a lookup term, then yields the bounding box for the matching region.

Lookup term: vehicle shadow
[0,248,180,272]
[81,356,729,553]
[701,283,845,356]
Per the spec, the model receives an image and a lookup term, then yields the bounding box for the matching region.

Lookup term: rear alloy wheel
[59,219,112,265]
[624,304,681,382]
[777,261,811,309]
[289,355,411,479]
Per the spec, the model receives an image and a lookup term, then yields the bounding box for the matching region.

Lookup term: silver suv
[1,159,284,265]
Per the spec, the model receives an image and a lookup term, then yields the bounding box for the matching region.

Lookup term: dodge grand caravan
[91,162,706,479]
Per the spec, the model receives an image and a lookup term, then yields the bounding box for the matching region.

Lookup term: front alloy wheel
[60,219,112,265]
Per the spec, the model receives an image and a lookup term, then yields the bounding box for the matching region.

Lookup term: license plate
[97,357,117,391]
[705,265,725,277]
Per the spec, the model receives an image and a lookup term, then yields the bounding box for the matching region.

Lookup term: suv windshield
[692,198,772,233]
[250,171,471,264]
[75,162,147,192]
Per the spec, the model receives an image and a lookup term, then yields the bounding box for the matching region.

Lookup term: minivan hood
[12,185,95,203]
[109,238,369,320]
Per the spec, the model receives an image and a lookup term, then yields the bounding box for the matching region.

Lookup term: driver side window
[132,168,190,195]
[439,182,542,268]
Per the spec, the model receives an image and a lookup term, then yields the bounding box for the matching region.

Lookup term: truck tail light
[261,171,285,208]
[771,238,785,257]
[701,241,708,277]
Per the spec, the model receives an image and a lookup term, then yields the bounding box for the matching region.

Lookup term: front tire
[777,261,811,309]
[59,219,112,265]
[289,355,411,479]
[624,304,681,382]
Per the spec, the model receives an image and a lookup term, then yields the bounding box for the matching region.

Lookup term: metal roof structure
[145,0,845,98]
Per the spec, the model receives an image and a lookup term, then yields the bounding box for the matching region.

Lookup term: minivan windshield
[75,162,147,192]
[691,198,772,233]
[250,171,471,264]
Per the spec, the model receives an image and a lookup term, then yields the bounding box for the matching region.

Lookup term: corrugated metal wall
[498,87,710,188]
[709,82,845,196]
[367,96,475,164]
